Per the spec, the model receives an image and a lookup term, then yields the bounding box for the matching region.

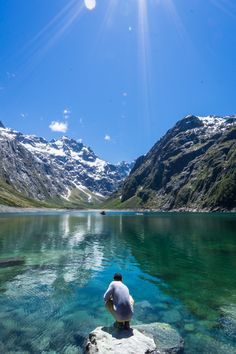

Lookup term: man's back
[104,280,133,321]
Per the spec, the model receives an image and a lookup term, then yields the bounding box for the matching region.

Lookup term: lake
[0,211,235,353]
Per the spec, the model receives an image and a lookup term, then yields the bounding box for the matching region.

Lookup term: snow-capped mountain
[0,122,133,204]
[119,115,236,211]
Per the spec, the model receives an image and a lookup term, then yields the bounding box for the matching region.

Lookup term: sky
[0,0,236,163]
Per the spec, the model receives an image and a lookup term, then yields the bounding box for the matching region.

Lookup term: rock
[0,124,133,205]
[0,258,25,268]
[135,301,161,323]
[183,323,195,332]
[136,300,153,309]
[0,342,5,353]
[187,332,236,354]
[160,310,182,324]
[120,115,236,211]
[33,335,50,352]
[64,345,83,354]
[219,305,236,340]
[197,319,217,330]
[135,323,184,354]
[85,326,156,354]
[85,322,184,354]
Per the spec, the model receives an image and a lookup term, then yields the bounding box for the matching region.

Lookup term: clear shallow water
[0,211,236,353]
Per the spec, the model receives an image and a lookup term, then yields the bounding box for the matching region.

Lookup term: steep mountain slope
[117,115,236,211]
[0,124,132,207]
[0,179,55,208]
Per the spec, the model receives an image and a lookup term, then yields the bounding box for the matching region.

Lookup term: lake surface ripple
[0,211,236,353]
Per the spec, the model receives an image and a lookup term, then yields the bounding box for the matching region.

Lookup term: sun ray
[21,0,78,54]
[164,0,190,42]
[18,0,85,75]
[211,0,236,19]
[20,0,78,60]
[137,0,152,134]
[42,2,84,54]
[91,0,119,55]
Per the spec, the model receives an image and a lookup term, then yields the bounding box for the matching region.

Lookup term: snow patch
[0,128,16,140]
[197,115,235,133]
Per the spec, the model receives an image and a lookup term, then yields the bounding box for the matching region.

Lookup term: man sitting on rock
[104,272,134,329]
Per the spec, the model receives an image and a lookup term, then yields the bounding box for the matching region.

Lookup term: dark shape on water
[100,211,106,215]
[0,258,25,268]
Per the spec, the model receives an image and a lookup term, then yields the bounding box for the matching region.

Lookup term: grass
[0,179,105,209]
[102,195,142,209]
[0,180,53,208]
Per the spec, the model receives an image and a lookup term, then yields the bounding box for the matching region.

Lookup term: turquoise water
[0,211,236,353]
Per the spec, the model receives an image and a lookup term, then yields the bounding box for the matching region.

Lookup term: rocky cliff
[119,115,236,211]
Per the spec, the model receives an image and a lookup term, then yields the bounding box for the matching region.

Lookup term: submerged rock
[135,323,184,353]
[85,322,184,354]
[183,323,195,332]
[219,305,236,340]
[136,300,153,309]
[0,258,25,268]
[186,332,236,354]
[160,309,182,324]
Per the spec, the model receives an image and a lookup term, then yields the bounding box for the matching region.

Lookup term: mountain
[0,125,133,207]
[109,115,236,211]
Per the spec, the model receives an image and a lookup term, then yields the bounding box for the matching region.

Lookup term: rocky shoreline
[0,205,235,214]
[0,205,69,214]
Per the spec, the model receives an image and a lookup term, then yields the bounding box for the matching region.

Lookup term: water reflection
[0,212,235,353]
[120,213,236,318]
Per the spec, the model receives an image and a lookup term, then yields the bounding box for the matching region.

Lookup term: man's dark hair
[113,272,122,281]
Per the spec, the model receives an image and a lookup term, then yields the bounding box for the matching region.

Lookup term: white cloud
[104,134,111,141]
[49,121,68,133]
[128,26,132,31]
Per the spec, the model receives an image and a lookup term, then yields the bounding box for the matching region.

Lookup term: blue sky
[0,0,236,163]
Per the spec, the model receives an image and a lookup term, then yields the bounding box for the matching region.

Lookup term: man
[104,272,134,329]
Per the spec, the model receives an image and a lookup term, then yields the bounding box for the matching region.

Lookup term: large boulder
[85,322,184,354]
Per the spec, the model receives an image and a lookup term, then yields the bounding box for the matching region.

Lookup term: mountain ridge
[105,115,236,211]
[0,124,133,207]
[1,115,236,210]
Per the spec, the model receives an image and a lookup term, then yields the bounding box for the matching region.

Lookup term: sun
[84,0,96,11]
